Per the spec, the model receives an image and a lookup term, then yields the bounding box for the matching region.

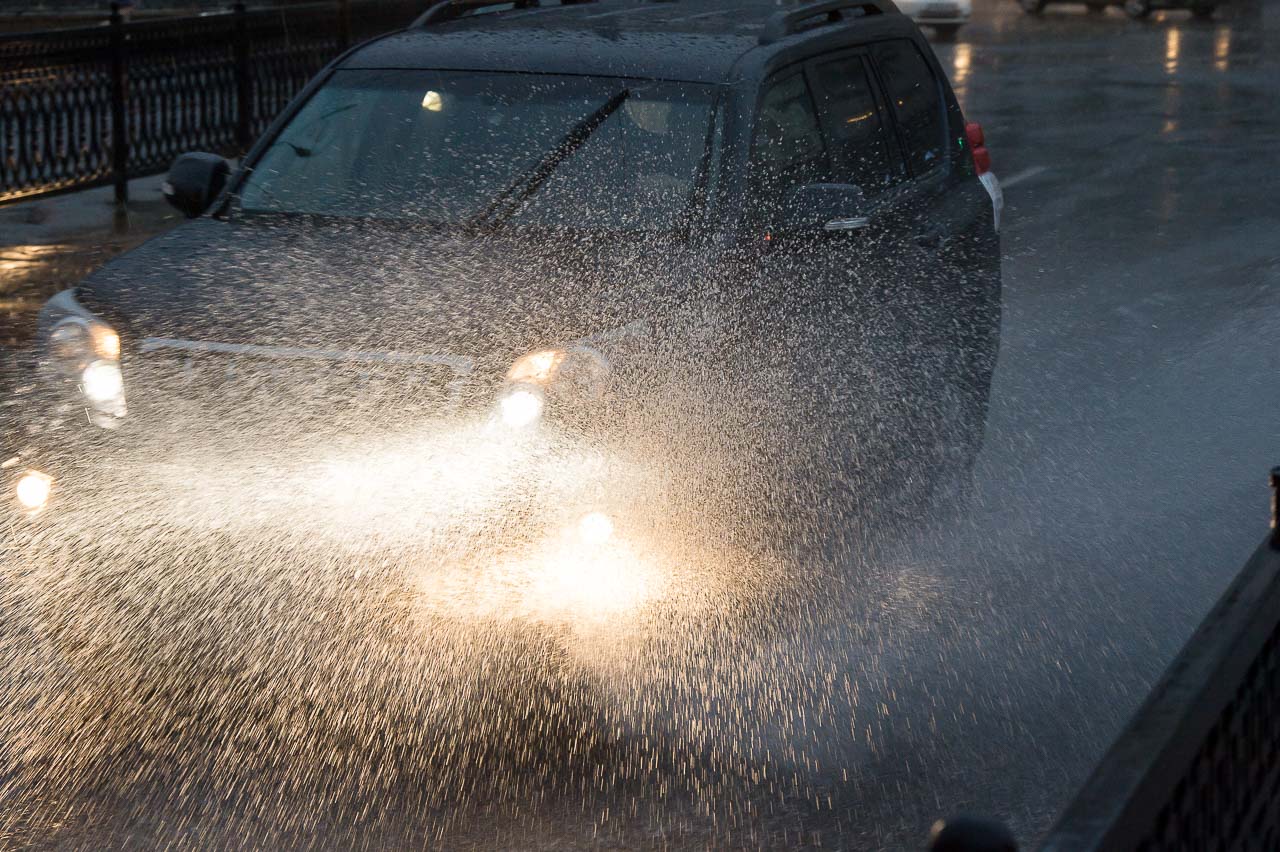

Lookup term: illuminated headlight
[40,290,127,425]
[81,360,125,407]
[48,317,120,373]
[15,470,53,512]
[499,387,545,428]
[577,511,614,545]
[506,349,567,386]
[497,345,611,428]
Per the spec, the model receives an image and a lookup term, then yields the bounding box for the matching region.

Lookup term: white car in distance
[895,0,971,40]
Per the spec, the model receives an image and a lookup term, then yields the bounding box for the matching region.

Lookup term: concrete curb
[0,174,178,248]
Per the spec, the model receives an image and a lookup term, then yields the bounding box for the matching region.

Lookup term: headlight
[15,470,53,512]
[48,317,120,372]
[496,346,611,429]
[81,360,125,406]
[577,511,614,545]
[506,346,612,394]
[39,289,127,426]
[498,387,545,428]
[497,349,566,429]
[506,349,567,386]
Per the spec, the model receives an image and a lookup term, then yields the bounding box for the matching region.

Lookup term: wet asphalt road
[898,0,1280,842]
[2,0,1279,848]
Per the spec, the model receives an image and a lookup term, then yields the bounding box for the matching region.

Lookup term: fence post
[233,0,252,155]
[109,2,128,207]
[337,0,351,50]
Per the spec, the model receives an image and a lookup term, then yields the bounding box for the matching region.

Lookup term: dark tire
[1122,0,1151,17]
[1191,3,1215,18]
[933,24,961,41]
[1019,0,1047,14]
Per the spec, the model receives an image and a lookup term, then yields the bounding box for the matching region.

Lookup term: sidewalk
[0,175,182,351]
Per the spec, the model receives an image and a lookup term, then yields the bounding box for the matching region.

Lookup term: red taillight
[966,121,991,176]
[972,146,991,175]
[965,121,985,148]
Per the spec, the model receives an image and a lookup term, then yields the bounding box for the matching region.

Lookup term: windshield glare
[238,70,719,230]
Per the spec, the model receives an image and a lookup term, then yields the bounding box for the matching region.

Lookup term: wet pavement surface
[1,0,1278,847]
[907,0,1279,842]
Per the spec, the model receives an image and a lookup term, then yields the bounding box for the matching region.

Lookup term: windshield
[238,70,720,230]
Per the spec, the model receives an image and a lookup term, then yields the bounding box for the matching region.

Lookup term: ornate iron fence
[0,0,422,205]
[0,24,115,200]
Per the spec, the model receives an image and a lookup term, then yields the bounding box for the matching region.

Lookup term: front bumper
[7,412,731,632]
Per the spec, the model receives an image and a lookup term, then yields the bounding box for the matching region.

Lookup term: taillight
[966,121,991,176]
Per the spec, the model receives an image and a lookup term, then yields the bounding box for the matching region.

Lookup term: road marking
[1000,165,1050,188]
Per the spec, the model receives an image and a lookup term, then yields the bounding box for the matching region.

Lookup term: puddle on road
[0,241,152,351]
[1,242,124,294]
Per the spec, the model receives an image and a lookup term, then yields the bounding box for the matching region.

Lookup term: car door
[802,47,922,373]
[743,63,924,498]
[867,37,992,457]
[864,37,966,360]
[803,46,958,497]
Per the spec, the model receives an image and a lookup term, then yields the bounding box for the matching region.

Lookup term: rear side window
[750,73,829,221]
[871,40,946,176]
[807,54,904,198]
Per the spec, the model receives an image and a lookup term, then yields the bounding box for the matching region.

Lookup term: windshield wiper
[470,88,630,228]
[267,103,360,159]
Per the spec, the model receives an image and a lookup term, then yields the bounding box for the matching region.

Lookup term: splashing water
[0,216,978,849]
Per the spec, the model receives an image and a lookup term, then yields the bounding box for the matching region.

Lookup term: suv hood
[77,218,710,368]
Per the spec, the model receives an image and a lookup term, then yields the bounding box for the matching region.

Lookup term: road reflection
[1213,26,1230,72]
[1164,26,1180,75]
[951,41,972,99]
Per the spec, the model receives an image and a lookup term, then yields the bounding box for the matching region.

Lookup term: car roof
[341,0,909,85]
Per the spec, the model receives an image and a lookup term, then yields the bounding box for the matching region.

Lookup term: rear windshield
[238,70,720,231]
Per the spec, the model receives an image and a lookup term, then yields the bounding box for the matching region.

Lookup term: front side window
[807,53,904,198]
[870,40,946,177]
[749,73,830,223]
[238,70,719,231]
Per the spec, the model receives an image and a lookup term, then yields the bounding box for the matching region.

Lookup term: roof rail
[414,0,596,27]
[757,0,893,44]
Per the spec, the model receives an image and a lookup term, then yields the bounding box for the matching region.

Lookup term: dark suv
[11,0,1001,635]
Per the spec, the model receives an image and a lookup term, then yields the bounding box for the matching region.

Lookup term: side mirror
[162,152,230,218]
[780,183,869,233]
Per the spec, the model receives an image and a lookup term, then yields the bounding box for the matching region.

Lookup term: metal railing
[0,0,421,206]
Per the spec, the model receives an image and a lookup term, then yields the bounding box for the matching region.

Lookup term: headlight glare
[577,511,614,545]
[81,360,125,405]
[499,388,544,428]
[15,470,52,512]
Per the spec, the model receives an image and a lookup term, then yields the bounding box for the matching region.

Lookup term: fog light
[81,360,124,404]
[499,388,544,428]
[578,511,614,545]
[16,471,52,511]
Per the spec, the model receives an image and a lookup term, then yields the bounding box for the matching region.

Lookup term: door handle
[824,216,870,232]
